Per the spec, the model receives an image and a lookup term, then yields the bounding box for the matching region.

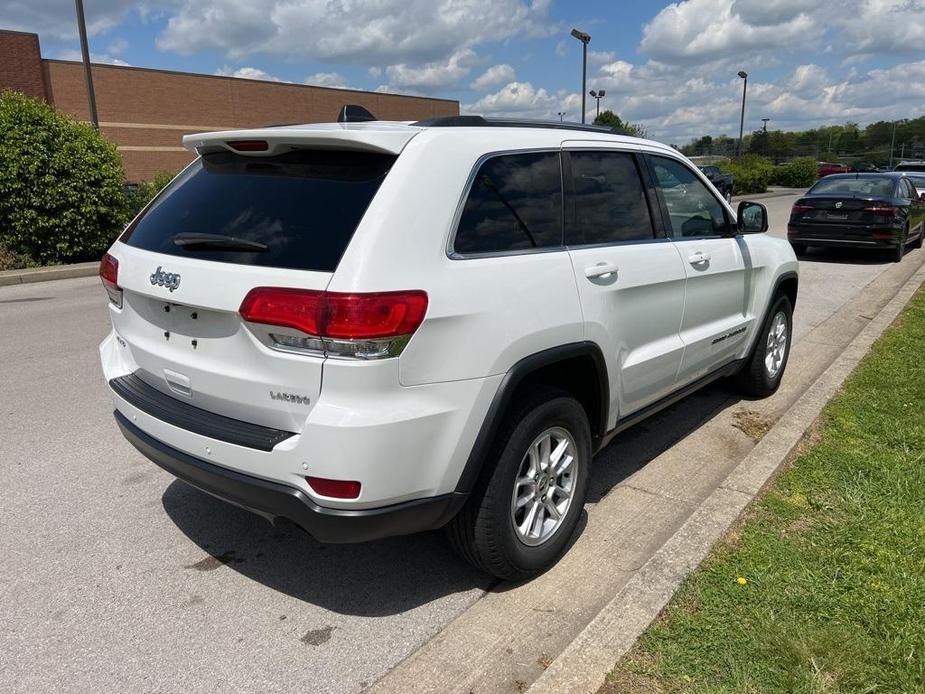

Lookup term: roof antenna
[337,104,377,123]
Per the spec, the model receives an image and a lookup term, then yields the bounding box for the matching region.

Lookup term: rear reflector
[306,476,361,499]
[99,253,122,308]
[226,140,269,152]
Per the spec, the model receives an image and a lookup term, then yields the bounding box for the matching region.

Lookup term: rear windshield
[810,177,896,197]
[121,149,396,272]
[894,163,925,172]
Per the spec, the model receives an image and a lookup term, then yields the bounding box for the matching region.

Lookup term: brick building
[0,29,459,181]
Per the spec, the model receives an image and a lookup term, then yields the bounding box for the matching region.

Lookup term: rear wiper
[171,232,267,252]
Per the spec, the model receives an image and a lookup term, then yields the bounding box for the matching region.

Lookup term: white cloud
[640,0,818,66]
[470,64,516,90]
[368,66,382,79]
[0,0,137,39]
[214,66,284,82]
[555,40,569,57]
[384,48,478,92]
[108,37,129,55]
[156,0,554,64]
[463,81,581,121]
[57,49,130,66]
[304,72,352,89]
[833,0,925,55]
[589,50,616,66]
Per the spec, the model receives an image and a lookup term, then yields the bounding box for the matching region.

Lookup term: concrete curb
[528,261,925,694]
[0,262,99,287]
[732,187,806,203]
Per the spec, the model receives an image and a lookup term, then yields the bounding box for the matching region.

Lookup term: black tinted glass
[454,152,562,255]
[567,151,654,245]
[651,156,729,238]
[121,149,396,272]
[811,177,896,197]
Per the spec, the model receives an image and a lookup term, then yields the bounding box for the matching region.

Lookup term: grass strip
[605,287,925,693]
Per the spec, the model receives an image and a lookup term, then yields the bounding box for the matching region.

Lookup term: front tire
[446,387,591,580]
[733,294,793,398]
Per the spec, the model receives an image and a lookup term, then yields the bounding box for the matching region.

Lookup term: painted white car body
[99,119,798,541]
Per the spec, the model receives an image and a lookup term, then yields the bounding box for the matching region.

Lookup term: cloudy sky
[3,0,924,143]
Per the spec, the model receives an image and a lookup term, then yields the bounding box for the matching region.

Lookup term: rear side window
[453,152,563,255]
[567,150,654,245]
[121,149,396,273]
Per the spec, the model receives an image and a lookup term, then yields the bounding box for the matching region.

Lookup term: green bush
[0,90,128,265]
[771,157,817,188]
[720,155,775,194]
[124,170,177,220]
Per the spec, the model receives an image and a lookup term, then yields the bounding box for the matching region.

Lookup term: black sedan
[787,173,925,262]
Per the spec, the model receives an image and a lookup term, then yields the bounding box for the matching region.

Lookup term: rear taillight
[791,202,812,216]
[306,476,361,499]
[99,253,122,308]
[239,288,428,359]
[864,205,900,218]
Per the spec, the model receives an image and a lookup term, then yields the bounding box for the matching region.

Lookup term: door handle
[688,251,711,265]
[584,262,619,280]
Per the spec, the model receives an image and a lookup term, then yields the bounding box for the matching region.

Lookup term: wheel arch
[453,342,609,495]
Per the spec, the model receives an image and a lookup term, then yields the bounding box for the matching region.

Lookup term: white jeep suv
[99,113,798,580]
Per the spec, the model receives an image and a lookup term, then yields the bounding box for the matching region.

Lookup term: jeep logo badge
[150,266,181,292]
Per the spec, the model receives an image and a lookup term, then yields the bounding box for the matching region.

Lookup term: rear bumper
[115,410,467,543]
[787,224,902,247]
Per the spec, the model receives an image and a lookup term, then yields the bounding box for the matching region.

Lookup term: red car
[818,162,850,177]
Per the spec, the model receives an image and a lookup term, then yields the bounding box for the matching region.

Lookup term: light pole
[75,0,99,129]
[761,117,770,132]
[571,28,591,124]
[589,89,606,120]
[557,111,566,122]
[889,120,897,167]
[736,70,748,157]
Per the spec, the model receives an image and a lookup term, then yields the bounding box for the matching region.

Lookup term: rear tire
[892,228,907,262]
[732,294,793,398]
[446,387,591,580]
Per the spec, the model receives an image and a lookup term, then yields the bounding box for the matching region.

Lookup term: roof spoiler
[337,104,377,123]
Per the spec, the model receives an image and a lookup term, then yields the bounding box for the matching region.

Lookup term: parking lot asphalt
[0,189,917,693]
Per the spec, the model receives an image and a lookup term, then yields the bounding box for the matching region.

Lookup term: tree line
[679,116,925,165]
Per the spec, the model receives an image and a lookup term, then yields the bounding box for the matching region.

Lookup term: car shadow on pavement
[160,382,736,613]
[795,246,894,265]
[161,481,495,616]
[587,384,736,503]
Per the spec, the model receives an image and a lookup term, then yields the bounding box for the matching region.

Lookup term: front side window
[453,152,563,255]
[567,150,654,245]
[651,156,729,238]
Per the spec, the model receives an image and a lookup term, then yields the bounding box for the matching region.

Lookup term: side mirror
[737,200,769,234]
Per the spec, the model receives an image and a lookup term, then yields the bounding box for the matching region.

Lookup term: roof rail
[411,115,629,135]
